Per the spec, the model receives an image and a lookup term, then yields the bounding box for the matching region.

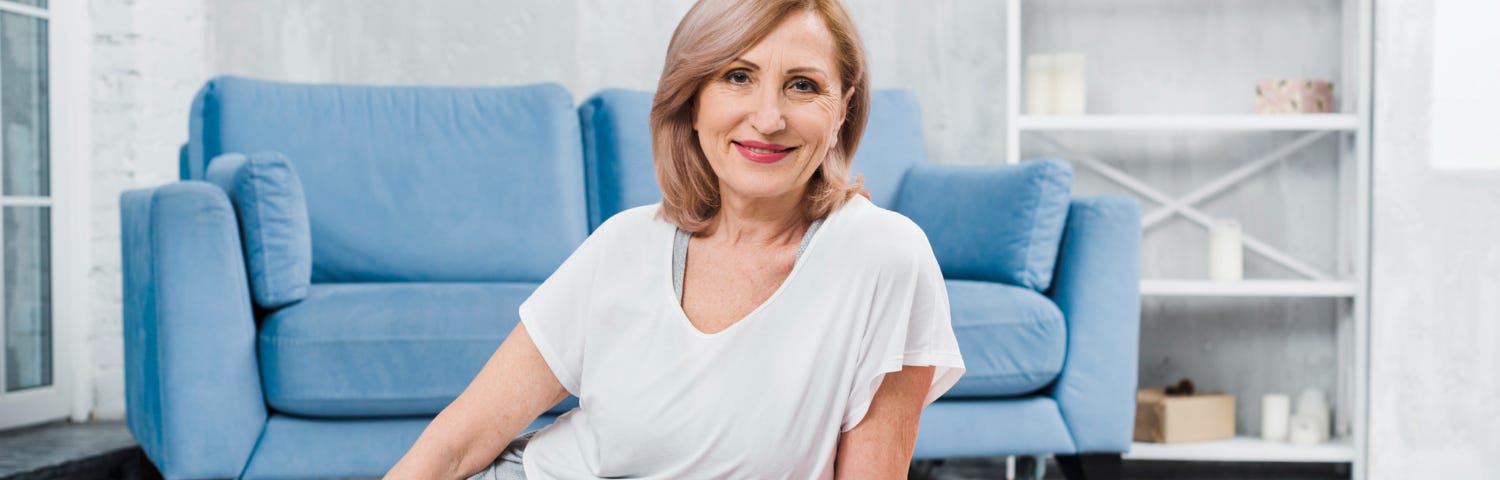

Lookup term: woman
[386,0,964,478]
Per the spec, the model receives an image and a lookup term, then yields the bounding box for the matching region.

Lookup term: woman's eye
[789,78,819,93]
[725,71,751,85]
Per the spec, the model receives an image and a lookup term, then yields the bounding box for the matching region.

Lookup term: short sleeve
[519,217,619,397]
[841,232,967,433]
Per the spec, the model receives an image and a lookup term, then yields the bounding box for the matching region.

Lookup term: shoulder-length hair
[651,0,871,233]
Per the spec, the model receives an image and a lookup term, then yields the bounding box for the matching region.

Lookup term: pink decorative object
[1255,79,1334,113]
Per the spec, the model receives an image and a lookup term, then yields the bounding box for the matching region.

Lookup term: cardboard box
[1133,388,1236,443]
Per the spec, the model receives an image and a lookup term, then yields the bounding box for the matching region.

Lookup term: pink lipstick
[734,140,797,164]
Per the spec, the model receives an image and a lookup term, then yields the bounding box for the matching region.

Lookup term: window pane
[4,206,50,392]
[1,2,46,9]
[1,11,48,196]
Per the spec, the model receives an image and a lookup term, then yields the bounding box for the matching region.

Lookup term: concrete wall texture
[1367,0,1500,476]
[76,0,1497,477]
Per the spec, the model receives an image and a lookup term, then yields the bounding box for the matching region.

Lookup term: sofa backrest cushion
[895,158,1073,291]
[578,88,930,227]
[186,76,589,283]
[579,89,658,231]
[204,152,312,308]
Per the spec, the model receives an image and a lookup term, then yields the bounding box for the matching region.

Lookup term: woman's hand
[385,322,570,479]
[834,364,936,479]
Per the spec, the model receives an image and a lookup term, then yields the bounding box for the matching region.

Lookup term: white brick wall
[85,0,208,420]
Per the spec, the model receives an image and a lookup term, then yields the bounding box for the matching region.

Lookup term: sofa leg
[1055,453,1121,480]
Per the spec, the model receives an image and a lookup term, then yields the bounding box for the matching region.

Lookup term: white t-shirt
[519,193,966,479]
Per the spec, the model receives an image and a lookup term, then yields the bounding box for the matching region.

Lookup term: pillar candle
[1208,219,1244,281]
[1025,54,1056,115]
[1051,53,1087,115]
[1296,388,1330,421]
[1288,413,1325,445]
[1294,388,1331,443]
[1261,394,1291,442]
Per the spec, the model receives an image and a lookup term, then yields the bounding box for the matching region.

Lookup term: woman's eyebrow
[786,66,828,78]
[732,58,828,78]
[732,57,760,70]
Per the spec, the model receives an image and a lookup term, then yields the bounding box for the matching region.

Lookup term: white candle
[1051,53,1087,115]
[1261,394,1291,442]
[1025,54,1056,115]
[1208,219,1244,281]
[1297,389,1329,418]
[1287,413,1324,445]
[1294,388,1331,443]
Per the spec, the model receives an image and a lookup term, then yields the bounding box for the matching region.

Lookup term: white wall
[1367,0,1500,477]
[85,0,209,420]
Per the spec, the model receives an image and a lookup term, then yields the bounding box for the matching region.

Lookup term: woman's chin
[721,183,802,203]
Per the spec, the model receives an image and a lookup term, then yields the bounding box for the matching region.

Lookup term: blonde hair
[651,0,871,233]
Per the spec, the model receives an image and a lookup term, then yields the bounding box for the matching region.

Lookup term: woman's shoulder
[597,203,667,231]
[828,195,936,268]
[581,203,669,249]
[837,195,931,247]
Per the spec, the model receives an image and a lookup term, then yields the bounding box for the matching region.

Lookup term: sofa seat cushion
[944,279,1067,398]
[259,282,579,417]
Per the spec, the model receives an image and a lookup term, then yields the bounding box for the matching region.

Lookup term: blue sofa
[121,76,1140,479]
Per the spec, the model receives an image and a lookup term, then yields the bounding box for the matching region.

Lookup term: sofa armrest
[1046,195,1141,453]
[121,182,268,478]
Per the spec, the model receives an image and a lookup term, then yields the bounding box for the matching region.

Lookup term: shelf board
[1126,436,1355,463]
[1140,279,1358,298]
[1016,114,1359,131]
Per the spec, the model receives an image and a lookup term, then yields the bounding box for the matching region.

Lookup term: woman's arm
[385,322,570,480]
[834,365,936,479]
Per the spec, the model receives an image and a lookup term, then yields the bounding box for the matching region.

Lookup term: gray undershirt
[673,217,825,304]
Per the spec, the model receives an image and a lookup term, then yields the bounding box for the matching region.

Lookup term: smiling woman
[386,1,964,479]
[652,0,871,234]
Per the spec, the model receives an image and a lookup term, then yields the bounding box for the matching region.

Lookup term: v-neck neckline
[663,195,861,339]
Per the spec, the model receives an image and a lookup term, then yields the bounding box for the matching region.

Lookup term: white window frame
[0,0,90,431]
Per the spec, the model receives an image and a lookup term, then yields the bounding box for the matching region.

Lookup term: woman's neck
[704,189,809,249]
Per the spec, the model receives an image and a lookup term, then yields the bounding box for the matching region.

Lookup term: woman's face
[693,10,849,209]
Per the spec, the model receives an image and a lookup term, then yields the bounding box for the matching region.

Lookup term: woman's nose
[747,88,786,135]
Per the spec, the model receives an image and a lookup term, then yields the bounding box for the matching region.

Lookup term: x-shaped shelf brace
[1031,131,1337,281]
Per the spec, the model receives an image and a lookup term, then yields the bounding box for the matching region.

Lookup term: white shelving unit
[1001,0,1373,477]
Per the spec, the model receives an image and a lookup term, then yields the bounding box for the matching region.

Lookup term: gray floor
[0,420,154,480]
[0,421,1350,480]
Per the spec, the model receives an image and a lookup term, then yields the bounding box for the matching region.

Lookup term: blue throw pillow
[894,158,1073,291]
[205,152,312,308]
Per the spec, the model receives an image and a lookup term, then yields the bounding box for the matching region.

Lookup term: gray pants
[465,430,534,480]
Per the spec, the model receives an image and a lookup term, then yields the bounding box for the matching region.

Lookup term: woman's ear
[830,86,857,148]
[839,86,857,126]
[690,97,699,132]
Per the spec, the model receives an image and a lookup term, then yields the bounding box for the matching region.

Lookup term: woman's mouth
[733,140,796,164]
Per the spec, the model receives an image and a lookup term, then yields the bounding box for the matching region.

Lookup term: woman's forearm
[387,322,567,479]
[385,407,472,479]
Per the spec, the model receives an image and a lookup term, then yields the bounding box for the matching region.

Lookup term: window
[0,0,61,431]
